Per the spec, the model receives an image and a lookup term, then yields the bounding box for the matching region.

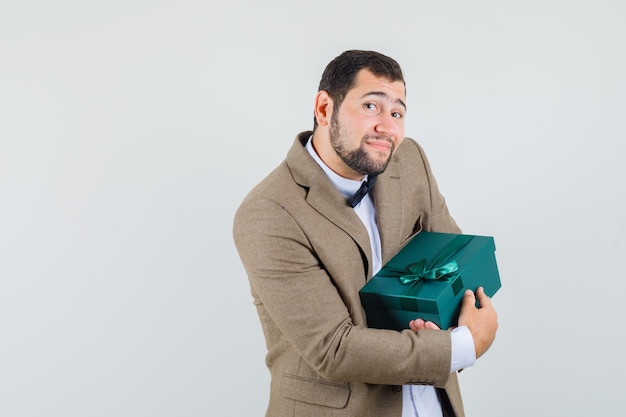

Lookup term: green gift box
[359,231,501,331]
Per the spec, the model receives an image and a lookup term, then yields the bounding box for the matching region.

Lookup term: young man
[233,50,498,417]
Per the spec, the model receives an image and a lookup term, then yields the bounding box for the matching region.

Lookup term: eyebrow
[361,91,407,110]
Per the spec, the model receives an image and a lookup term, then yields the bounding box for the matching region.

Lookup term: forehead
[347,69,406,104]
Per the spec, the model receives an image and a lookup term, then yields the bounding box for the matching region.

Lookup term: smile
[365,138,393,152]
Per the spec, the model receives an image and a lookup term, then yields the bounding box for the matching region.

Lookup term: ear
[314,91,334,127]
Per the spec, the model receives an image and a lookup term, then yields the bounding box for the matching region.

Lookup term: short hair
[314,50,405,129]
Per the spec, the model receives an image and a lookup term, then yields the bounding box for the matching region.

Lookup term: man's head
[312,50,407,180]
[314,50,405,130]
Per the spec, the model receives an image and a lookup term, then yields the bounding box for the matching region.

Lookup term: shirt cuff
[450,326,476,373]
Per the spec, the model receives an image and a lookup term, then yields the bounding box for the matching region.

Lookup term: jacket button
[391,385,402,393]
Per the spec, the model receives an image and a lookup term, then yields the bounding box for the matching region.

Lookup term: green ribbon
[397,258,460,297]
[381,234,474,300]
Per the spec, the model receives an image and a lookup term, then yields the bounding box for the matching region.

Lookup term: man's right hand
[457,287,498,359]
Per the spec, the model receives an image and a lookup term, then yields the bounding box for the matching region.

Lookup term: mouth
[364,137,394,153]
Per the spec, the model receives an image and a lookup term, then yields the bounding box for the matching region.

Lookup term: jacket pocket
[281,374,351,409]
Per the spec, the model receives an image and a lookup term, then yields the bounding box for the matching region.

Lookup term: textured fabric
[233,131,464,417]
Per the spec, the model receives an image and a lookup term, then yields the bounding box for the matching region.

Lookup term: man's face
[329,69,406,178]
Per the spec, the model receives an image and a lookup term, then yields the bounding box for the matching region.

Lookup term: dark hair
[314,50,405,129]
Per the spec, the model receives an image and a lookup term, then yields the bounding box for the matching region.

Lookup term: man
[233,50,498,417]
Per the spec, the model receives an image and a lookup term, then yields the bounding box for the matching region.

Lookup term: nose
[374,113,399,137]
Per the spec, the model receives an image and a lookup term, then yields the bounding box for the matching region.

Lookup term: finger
[424,321,441,330]
[461,289,476,308]
[409,318,425,331]
[475,287,493,308]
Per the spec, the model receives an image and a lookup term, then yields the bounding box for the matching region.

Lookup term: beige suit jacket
[233,132,464,417]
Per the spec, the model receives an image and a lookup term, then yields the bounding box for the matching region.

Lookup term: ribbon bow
[397,259,459,297]
[399,258,459,283]
[379,234,474,298]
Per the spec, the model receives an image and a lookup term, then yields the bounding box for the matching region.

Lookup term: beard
[329,112,394,176]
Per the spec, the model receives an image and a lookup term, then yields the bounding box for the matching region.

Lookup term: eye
[392,111,404,119]
[364,103,378,112]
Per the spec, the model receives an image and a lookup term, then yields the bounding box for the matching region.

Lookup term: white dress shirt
[305,137,475,417]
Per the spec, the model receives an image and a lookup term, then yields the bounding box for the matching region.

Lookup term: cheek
[396,124,405,140]
[394,135,405,150]
[342,118,367,139]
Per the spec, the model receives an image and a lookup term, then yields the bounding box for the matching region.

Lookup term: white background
[2,1,625,416]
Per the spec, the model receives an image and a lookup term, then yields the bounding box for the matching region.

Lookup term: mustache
[362,135,395,150]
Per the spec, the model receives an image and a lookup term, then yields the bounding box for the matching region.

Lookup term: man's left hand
[409,318,441,331]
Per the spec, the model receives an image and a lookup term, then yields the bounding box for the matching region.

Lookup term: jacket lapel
[287,133,373,275]
[373,151,406,265]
